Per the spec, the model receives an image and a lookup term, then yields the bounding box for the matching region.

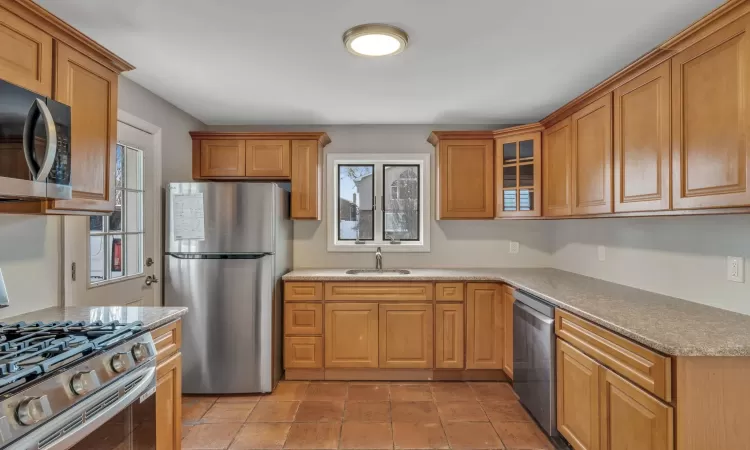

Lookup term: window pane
[89,235,106,283]
[519,139,534,159]
[520,189,534,211]
[384,165,419,241]
[502,142,517,164]
[519,164,534,187]
[503,189,517,211]
[126,147,143,190]
[109,190,123,232]
[126,192,143,232]
[115,145,124,188]
[125,234,143,276]
[338,165,374,241]
[89,216,103,233]
[503,166,517,188]
[109,235,124,279]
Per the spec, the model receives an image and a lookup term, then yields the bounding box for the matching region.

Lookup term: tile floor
[182,381,554,449]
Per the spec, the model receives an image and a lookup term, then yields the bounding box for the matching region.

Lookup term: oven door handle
[23,98,58,182]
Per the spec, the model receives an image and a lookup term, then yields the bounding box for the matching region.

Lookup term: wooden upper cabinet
[600,367,673,450]
[495,126,543,218]
[434,136,495,219]
[613,61,671,213]
[200,140,246,177]
[379,304,433,369]
[671,13,750,209]
[502,285,515,379]
[324,303,378,368]
[543,118,573,217]
[291,139,321,219]
[51,42,118,213]
[571,93,613,215]
[466,283,503,369]
[557,339,601,450]
[0,6,52,96]
[435,303,465,369]
[245,139,290,178]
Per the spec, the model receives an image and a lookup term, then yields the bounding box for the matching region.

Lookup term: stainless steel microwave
[0,79,72,200]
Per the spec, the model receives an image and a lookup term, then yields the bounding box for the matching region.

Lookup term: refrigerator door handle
[166,253,273,260]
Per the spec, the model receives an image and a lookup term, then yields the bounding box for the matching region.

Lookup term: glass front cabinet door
[495,131,542,217]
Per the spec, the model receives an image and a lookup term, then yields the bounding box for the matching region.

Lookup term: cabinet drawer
[284,337,323,369]
[436,282,464,302]
[152,320,182,364]
[555,309,671,401]
[324,282,434,301]
[284,303,323,335]
[285,282,323,301]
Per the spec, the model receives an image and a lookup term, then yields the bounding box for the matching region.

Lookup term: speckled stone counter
[283,268,750,357]
[0,306,188,331]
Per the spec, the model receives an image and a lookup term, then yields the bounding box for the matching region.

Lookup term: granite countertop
[0,306,188,331]
[283,268,750,357]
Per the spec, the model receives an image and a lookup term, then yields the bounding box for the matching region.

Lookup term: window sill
[327,242,431,253]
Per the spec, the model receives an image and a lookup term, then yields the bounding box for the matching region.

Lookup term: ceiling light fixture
[343,24,409,57]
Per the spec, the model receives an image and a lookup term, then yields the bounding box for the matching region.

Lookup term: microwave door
[23,98,57,183]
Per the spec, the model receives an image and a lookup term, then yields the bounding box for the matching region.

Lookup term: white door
[64,120,160,307]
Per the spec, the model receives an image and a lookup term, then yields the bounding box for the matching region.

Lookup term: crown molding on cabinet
[189,131,331,146]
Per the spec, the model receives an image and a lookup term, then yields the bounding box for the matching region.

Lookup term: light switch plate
[728,256,745,283]
[597,246,606,262]
[509,241,520,254]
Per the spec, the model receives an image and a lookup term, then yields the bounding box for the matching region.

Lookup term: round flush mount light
[343,24,409,57]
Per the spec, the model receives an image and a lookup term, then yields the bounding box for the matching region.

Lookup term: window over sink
[327,154,430,252]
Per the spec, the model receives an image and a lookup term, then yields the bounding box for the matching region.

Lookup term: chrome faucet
[375,247,383,270]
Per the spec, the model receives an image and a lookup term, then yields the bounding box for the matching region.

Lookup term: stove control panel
[16,396,52,426]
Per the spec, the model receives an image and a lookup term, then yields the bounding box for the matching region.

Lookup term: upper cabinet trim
[190,131,331,146]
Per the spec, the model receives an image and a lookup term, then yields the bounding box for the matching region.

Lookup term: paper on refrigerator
[172,193,205,240]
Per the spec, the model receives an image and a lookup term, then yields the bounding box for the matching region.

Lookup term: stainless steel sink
[345,269,411,275]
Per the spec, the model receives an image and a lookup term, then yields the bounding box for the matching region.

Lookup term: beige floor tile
[229,423,291,449]
[184,395,219,404]
[182,425,193,440]
[482,401,532,423]
[431,382,475,402]
[437,401,488,422]
[216,395,263,404]
[443,422,505,449]
[201,402,256,423]
[470,382,519,402]
[392,422,449,449]
[294,401,345,422]
[183,399,216,423]
[182,423,244,449]
[247,401,300,422]
[339,422,393,449]
[493,421,553,449]
[261,381,309,402]
[347,384,390,402]
[389,384,433,402]
[304,382,349,401]
[283,422,341,449]
[391,401,440,423]
[344,402,390,422]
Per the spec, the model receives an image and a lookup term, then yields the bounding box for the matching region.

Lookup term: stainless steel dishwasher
[513,289,558,438]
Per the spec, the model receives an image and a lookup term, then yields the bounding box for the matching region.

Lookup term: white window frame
[327,153,431,252]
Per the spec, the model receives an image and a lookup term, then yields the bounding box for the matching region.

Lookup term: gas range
[0,320,157,449]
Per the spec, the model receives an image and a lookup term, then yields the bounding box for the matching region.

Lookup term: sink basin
[345,269,411,275]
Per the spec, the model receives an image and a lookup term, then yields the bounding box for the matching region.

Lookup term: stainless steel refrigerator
[164,182,292,394]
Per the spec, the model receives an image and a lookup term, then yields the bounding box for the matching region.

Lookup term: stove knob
[131,343,150,363]
[70,370,100,396]
[16,396,51,426]
[110,352,131,373]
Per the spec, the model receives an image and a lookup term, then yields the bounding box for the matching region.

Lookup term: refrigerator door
[165,253,275,393]
[166,182,277,254]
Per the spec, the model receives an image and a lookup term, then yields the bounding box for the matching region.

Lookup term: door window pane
[109,190,123,232]
[126,192,143,232]
[126,147,143,190]
[89,216,103,232]
[338,165,374,241]
[115,145,124,188]
[125,234,142,276]
[89,235,105,282]
[109,235,124,278]
[384,165,419,241]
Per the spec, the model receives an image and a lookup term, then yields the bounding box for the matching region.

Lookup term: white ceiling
[38,0,724,125]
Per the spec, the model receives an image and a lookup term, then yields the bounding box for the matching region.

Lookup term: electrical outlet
[727,256,745,283]
[597,246,606,262]
[509,241,520,254]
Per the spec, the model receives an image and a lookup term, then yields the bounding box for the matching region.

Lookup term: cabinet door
[325,303,378,368]
[572,94,613,215]
[438,139,494,219]
[496,132,542,217]
[466,283,503,369]
[502,286,515,379]
[672,14,750,209]
[0,6,52,96]
[245,140,291,178]
[285,336,323,369]
[557,339,600,450]
[291,140,320,219]
[379,304,433,369]
[200,140,246,177]
[156,352,182,450]
[52,42,118,213]
[614,61,671,213]
[600,367,673,450]
[435,303,464,369]
[542,118,573,216]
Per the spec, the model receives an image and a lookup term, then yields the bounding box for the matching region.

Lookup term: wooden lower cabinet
[466,283,504,369]
[435,303,464,369]
[379,304,433,369]
[557,339,601,450]
[156,351,182,450]
[502,286,515,379]
[285,336,323,369]
[324,303,379,368]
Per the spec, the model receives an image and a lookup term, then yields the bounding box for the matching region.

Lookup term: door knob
[145,275,159,286]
